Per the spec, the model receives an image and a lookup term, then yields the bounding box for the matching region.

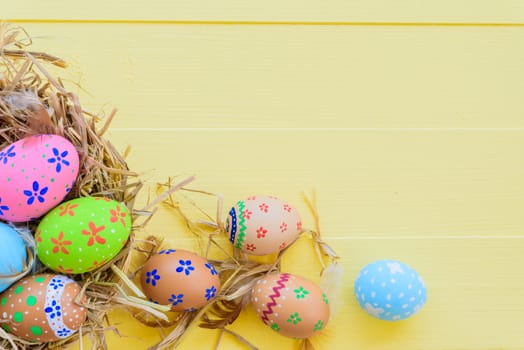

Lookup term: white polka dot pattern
[354,260,427,321]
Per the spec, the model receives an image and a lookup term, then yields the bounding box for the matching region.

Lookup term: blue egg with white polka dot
[354,259,427,321]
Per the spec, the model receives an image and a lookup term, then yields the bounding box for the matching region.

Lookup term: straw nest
[126,184,341,350]
[0,22,340,350]
[0,22,156,349]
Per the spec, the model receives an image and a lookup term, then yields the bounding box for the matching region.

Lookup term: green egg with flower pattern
[36,197,131,274]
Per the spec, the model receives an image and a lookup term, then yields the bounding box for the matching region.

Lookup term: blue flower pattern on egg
[205,286,217,301]
[57,328,72,337]
[49,278,65,290]
[176,260,195,276]
[0,145,16,164]
[47,148,71,173]
[0,197,9,216]
[23,181,48,205]
[169,293,184,306]
[205,263,218,276]
[146,269,161,286]
[44,300,62,319]
[141,250,221,312]
[354,260,427,321]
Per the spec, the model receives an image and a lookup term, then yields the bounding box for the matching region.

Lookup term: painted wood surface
[5,0,524,23]
[2,2,524,349]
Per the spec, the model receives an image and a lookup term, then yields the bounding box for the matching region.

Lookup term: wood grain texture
[11,23,524,129]
[2,10,524,350]
[79,236,524,350]
[4,0,524,23]
[108,130,524,239]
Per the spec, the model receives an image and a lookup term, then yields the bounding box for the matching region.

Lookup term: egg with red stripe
[226,196,302,255]
[251,273,330,338]
[0,274,86,342]
[0,134,79,222]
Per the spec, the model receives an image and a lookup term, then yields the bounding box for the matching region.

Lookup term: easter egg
[0,223,30,292]
[354,260,427,321]
[140,249,220,311]
[251,273,330,338]
[0,274,87,342]
[35,196,131,274]
[0,134,79,222]
[225,195,302,255]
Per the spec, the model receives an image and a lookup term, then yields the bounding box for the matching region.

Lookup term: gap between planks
[107,127,524,132]
[159,236,524,241]
[7,19,524,27]
[325,235,524,240]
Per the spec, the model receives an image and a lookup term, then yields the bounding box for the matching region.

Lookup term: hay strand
[0,22,177,350]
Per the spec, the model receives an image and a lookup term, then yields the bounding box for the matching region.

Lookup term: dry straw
[0,22,340,350]
[132,182,342,350]
[0,22,180,350]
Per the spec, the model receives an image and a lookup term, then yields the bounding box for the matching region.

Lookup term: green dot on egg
[14,285,23,294]
[35,276,45,283]
[26,296,37,307]
[30,325,43,336]
[1,297,6,306]
[45,144,49,147]
[50,178,55,182]
[42,154,46,158]
[13,312,23,323]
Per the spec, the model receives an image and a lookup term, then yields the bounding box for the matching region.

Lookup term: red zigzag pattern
[260,273,291,324]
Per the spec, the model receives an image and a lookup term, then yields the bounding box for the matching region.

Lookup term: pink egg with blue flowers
[0,134,79,222]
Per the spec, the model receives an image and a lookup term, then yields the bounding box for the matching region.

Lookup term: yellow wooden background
[4,1,524,349]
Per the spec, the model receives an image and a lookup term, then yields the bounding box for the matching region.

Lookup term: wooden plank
[10,23,524,129]
[107,130,524,239]
[72,238,524,349]
[3,16,523,350]
[4,0,524,23]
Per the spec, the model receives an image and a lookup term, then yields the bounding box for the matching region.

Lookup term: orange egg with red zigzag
[251,273,330,339]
